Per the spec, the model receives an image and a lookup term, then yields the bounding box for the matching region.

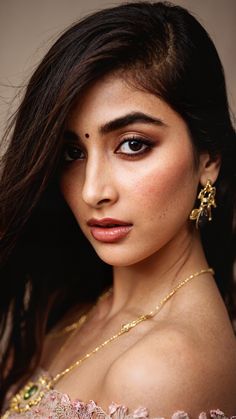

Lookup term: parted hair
[0,1,235,409]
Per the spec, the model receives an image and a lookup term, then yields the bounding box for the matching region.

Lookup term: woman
[0,1,236,417]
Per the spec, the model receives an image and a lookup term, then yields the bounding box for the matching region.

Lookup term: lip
[87,218,133,243]
[87,217,132,227]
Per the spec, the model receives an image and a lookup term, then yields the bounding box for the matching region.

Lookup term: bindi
[85,133,90,138]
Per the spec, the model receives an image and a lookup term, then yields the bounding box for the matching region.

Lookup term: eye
[116,137,153,156]
[63,144,85,162]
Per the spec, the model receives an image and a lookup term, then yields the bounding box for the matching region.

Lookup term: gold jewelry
[190,179,216,229]
[50,287,113,338]
[3,268,214,417]
[46,287,113,370]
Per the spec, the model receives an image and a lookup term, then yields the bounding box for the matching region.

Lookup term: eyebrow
[99,111,167,134]
[63,111,167,142]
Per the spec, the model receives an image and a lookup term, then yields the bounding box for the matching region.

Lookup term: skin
[41,73,236,416]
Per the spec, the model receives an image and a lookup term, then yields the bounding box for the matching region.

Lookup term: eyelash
[62,136,153,163]
[116,137,153,157]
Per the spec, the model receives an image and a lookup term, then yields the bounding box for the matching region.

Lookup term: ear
[199,152,221,186]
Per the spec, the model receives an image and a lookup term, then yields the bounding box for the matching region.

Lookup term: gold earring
[189,179,216,229]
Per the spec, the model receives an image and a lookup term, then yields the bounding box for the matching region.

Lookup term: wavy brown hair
[1,1,236,410]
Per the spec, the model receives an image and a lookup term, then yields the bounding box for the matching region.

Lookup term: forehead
[67,73,187,134]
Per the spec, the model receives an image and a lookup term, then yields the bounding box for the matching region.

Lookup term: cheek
[131,152,198,224]
[60,170,82,213]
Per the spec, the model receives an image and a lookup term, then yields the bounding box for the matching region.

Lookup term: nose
[82,153,118,208]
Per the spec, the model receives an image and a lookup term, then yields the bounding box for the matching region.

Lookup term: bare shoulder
[102,324,236,418]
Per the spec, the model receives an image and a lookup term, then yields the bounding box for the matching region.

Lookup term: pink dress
[2,369,235,419]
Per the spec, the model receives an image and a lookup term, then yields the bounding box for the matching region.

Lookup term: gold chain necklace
[50,287,113,338]
[3,268,214,417]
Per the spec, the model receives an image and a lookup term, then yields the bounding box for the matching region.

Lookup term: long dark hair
[1,1,235,409]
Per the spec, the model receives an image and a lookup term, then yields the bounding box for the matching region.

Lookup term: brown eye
[63,145,85,162]
[116,137,153,155]
[128,140,143,151]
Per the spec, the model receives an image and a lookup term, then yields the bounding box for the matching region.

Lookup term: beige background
[0,0,235,136]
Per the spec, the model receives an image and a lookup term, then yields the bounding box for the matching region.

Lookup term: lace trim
[2,368,236,419]
[3,389,236,419]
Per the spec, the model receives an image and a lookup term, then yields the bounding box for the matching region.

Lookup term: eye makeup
[62,134,154,163]
[115,136,154,156]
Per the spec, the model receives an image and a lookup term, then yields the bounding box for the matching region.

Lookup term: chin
[91,243,157,268]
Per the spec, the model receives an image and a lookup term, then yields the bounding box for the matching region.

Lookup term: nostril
[97,198,111,205]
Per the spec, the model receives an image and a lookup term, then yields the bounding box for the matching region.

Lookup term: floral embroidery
[2,370,235,419]
[3,391,235,419]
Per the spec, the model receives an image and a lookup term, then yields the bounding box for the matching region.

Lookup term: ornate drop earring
[189,179,216,229]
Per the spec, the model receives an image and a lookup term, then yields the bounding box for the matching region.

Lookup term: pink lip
[87,217,132,227]
[87,218,133,243]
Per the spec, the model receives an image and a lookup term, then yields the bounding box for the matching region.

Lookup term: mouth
[87,218,132,227]
[87,218,133,242]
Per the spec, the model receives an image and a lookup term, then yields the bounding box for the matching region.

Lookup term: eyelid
[62,135,154,163]
[115,135,154,155]
[62,142,86,162]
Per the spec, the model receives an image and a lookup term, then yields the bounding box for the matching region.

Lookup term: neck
[98,226,210,320]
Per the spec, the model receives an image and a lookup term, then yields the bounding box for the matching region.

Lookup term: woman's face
[60,74,203,267]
